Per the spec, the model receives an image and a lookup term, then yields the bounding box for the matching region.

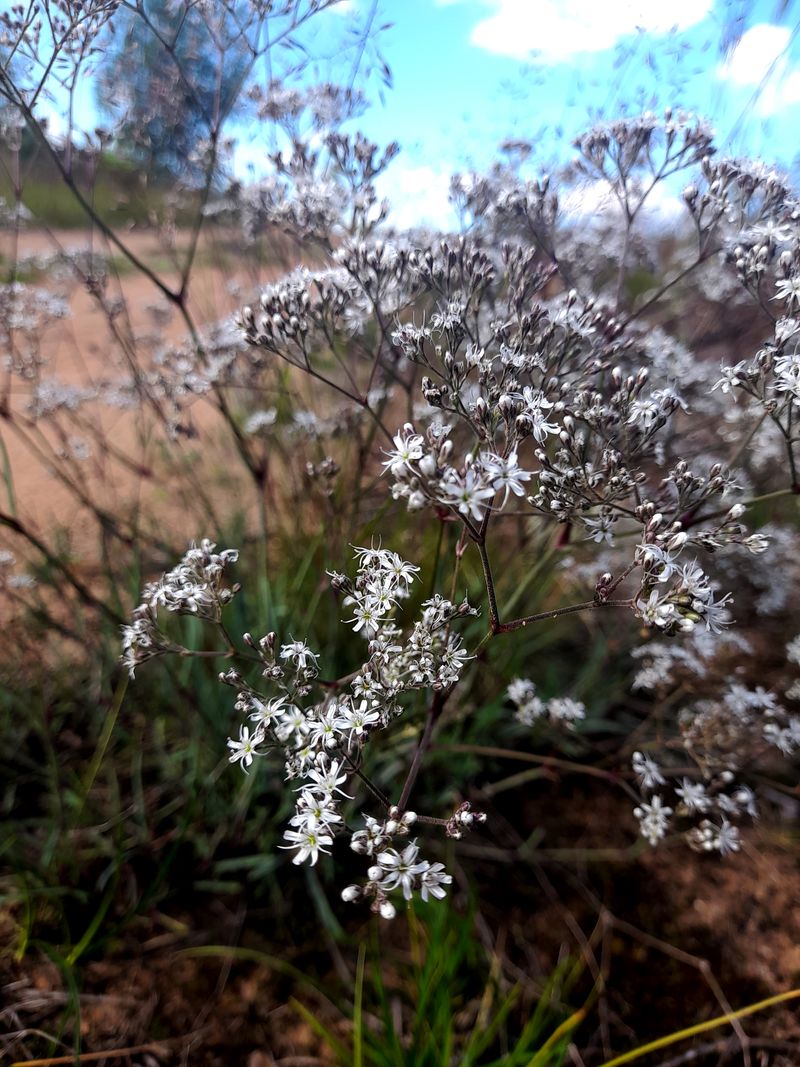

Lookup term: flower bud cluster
[714,318,800,448]
[121,541,240,676]
[240,266,360,351]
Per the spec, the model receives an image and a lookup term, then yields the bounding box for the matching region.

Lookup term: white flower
[480,450,532,504]
[249,696,286,729]
[244,408,277,434]
[547,697,585,727]
[774,275,800,309]
[508,678,536,705]
[700,592,733,635]
[711,361,748,397]
[520,387,559,442]
[375,841,429,901]
[281,823,334,865]
[305,708,345,750]
[304,757,352,798]
[732,786,758,818]
[348,598,383,636]
[715,818,741,856]
[636,590,681,631]
[638,543,680,582]
[515,697,546,725]
[775,317,800,343]
[336,699,380,745]
[280,640,319,673]
[675,778,710,814]
[226,724,263,773]
[632,751,665,790]
[774,352,800,400]
[382,425,424,475]
[634,795,672,846]
[275,704,309,744]
[583,515,616,545]
[439,468,495,522]
[291,789,343,829]
[382,552,420,587]
[419,862,452,902]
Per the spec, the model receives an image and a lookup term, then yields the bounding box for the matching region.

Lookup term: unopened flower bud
[379,900,396,920]
[419,454,437,478]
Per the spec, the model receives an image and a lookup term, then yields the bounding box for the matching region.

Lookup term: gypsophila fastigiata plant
[0,61,790,914]
[120,112,800,920]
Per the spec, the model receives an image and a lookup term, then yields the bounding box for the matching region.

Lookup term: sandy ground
[0,225,300,580]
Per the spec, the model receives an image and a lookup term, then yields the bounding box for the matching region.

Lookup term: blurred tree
[94,0,251,185]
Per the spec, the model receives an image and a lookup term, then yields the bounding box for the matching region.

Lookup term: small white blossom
[634,795,673,846]
[227,724,264,773]
[632,751,666,790]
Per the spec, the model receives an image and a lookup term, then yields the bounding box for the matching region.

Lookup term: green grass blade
[354,941,366,1067]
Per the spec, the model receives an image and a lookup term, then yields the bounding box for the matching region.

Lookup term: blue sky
[29,0,800,228]
[324,0,800,226]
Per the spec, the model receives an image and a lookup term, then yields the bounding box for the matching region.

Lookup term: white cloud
[753,69,800,115]
[328,0,358,15]
[717,24,800,115]
[375,162,458,232]
[454,0,713,62]
[562,177,685,229]
[718,24,789,85]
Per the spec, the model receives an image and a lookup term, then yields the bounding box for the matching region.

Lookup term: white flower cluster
[631,751,749,855]
[0,549,36,592]
[635,556,732,636]
[507,679,586,729]
[121,541,240,675]
[114,105,800,920]
[142,540,239,620]
[213,546,480,917]
[627,632,800,854]
[0,284,39,341]
[344,837,453,920]
[631,630,751,692]
[714,316,800,473]
[384,422,536,523]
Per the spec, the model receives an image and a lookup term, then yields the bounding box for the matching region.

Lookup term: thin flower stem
[475,538,500,632]
[338,746,391,808]
[688,486,799,527]
[397,689,446,812]
[428,519,446,600]
[177,647,234,659]
[605,559,640,597]
[437,744,640,802]
[497,598,632,635]
[785,401,798,488]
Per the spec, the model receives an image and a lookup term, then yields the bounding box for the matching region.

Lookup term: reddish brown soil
[2,790,798,1065]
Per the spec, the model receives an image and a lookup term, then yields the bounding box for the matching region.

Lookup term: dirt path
[0,225,300,578]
